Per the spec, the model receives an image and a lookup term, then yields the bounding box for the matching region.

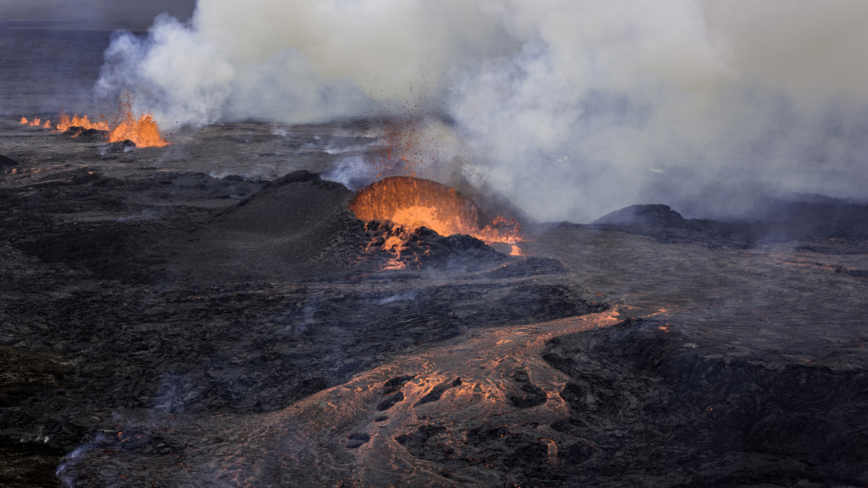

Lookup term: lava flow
[350,176,525,263]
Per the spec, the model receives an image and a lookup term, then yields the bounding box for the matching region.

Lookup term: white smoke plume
[97,0,868,222]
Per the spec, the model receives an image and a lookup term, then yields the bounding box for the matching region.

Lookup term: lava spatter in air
[366,117,432,180]
[107,97,168,148]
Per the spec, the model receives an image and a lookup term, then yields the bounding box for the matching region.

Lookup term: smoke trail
[96,0,868,221]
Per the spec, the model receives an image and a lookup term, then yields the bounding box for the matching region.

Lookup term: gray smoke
[95,0,868,222]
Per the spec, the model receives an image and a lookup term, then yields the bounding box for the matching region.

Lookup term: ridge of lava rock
[593,204,686,227]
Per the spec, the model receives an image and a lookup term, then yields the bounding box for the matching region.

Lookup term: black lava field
[1,117,868,488]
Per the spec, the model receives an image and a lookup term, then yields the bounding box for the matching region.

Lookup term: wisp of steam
[97,0,868,222]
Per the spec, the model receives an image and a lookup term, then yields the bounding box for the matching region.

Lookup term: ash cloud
[96,0,868,222]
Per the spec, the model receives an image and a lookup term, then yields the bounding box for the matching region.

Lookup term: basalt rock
[415,379,459,406]
[506,371,547,409]
[64,126,106,142]
[377,392,405,411]
[346,433,371,449]
[104,139,135,153]
[0,154,18,169]
[541,318,868,486]
[6,120,865,488]
[593,204,686,227]
[586,201,868,253]
[382,375,415,395]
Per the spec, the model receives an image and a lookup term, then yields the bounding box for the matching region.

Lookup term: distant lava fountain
[18,97,168,148]
[20,117,48,127]
[350,177,524,261]
[56,114,110,132]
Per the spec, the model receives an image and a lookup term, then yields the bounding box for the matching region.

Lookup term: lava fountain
[56,114,110,132]
[108,113,167,148]
[18,97,168,148]
[350,176,524,260]
[107,97,168,147]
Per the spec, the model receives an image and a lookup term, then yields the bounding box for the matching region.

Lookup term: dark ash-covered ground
[1,117,868,487]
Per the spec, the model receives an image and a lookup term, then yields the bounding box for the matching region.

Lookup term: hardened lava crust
[1,117,867,487]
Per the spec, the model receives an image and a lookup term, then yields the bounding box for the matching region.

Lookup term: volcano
[1,117,868,488]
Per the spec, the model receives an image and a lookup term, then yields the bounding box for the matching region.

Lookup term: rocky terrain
[1,117,867,487]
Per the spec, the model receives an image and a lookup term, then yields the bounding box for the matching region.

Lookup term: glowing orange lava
[18,96,168,148]
[108,113,167,148]
[56,114,110,132]
[106,96,168,147]
[350,176,524,259]
[366,224,416,270]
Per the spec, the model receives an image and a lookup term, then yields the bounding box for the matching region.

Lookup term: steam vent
[3,4,868,488]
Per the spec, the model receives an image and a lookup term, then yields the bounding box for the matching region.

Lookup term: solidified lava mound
[170,170,367,281]
[588,202,868,252]
[594,204,686,227]
[170,171,513,281]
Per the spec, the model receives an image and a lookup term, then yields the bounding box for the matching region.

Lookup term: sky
[0,0,196,29]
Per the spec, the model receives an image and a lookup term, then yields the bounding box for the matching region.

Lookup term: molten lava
[18,96,168,148]
[351,177,481,237]
[56,114,109,132]
[109,113,167,148]
[107,96,168,148]
[350,177,524,262]
[20,117,53,128]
